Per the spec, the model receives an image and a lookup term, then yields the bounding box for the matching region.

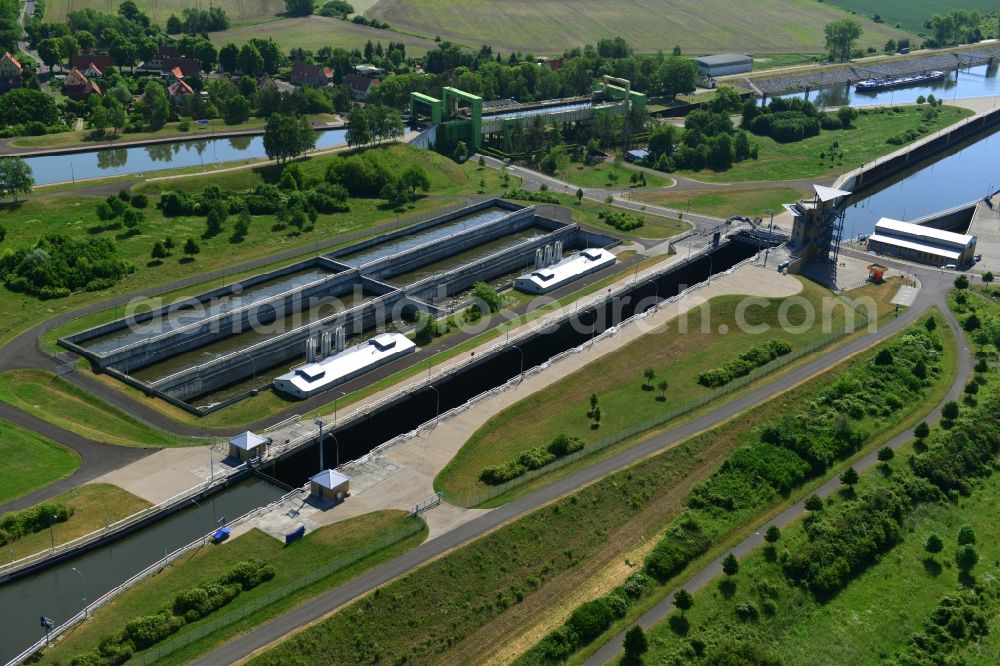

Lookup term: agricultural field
[44,0,287,26]
[674,104,972,183]
[0,421,80,504]
[38,511,426,665]
[0,143,502,346]
[821,0,999,34]
[367,0,907,56]
[206,15,437,55]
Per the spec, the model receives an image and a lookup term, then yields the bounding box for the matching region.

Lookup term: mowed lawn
[436,278,896,502]
[642,422,1000,665]
[556,162,673,190]
[3,484,150,560]
[0,369,199,447]
[208,15,437,54]
[675,105,972,183]
[41,511,427,666]
[369,0,906,55]
[0,144,501,346]
[634,186,809,219]
[0,421,80,504]
[821,0,998,33]
[513,192,690,239]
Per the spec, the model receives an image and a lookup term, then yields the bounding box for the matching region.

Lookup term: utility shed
[696,54,753,77]
[310,469,350,502]
[228,431,268,461]
[868,218,977,267]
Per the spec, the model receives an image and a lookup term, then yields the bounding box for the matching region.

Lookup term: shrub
[0,235,133,299]
[698,339,792,388]
[597,209,645,232]
[122,611,185,649]
[567,599,614,644]
[0,503,72,546]
[502,188,559,204]
[645,517,711,582]
[479,435,583,485]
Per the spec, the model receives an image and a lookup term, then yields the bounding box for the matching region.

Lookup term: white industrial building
[273,333,416,399]
[868,218,977,267]
[695,54,753,77]
[514,248,616,294]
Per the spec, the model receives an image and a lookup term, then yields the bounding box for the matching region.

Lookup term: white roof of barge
[874,218,976,248]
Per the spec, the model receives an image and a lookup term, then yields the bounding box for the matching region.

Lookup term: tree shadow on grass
[719,579,737,599]
[922,557,942,577]
[179,256,195,264]
[668,613,689,636]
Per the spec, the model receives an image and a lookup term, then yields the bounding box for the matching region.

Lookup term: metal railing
[5,485,308,666]
[0,459,249,578]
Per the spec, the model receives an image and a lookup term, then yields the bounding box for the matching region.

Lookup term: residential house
[146,44,179,72]
[257,74,296,95]
[290,61,333,87]
[344,73,378,101]
[63,68,102,100]
[0,51,22,92]
[168,79,194,103]
[70,54,114,72]
[81,62,104,79]
[161,57,201,79]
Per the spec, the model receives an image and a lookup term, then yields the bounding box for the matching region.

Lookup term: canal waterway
[776,62,1000,108]
[842,124,1000,237]
[26,129,348,186]
[82,267,335,355]
[0,478,285,663]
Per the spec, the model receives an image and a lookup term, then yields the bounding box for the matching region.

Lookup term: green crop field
[207,15,437,54]
[0,421,80,504]
[821,0,999,34]
[367,0,907,56]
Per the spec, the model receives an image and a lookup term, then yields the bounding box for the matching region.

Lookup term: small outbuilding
[310,469,350,502]
[228,431,268,461]
[696,54,753,77]
[625,148,649,162]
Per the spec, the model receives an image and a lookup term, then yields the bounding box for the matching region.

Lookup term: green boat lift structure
[410,77,645,153]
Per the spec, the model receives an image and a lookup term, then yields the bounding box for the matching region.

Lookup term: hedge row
[479,434,584,485]
[502,188,561,204]
[0,235,134,300]
[517,572,652,665]
[69,559,276,666]
[597,210,644,232]
[697,339,792,388]
[0,503,72,546]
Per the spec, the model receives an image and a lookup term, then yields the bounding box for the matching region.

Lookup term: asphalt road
[191,267,939,665]
[586,270,966,664]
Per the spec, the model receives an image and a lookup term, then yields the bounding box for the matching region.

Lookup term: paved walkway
[585,263,967,664]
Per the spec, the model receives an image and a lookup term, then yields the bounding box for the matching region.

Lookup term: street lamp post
[427,384,440,422]
[334,391,346,425]
[511,344,524,378]
[71,567,88,619]
[329,432,341,468]
[191,498,207,545]
[315,417,326,471]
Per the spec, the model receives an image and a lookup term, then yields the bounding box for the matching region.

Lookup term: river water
[842,124,1000,238]
[776,62,1000,108]
[26,128,348,186]
[0,478,285,663]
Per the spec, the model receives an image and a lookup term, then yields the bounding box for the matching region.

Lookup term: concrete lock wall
[845,107,1000,195]
[97,270,366,373]
[64,258,330,348]
[326,199,525,263]
[405,226,578,301]
[358,207,538,281]
[151,291,407,402]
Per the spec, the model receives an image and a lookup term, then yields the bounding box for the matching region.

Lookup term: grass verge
[39,510,427,665]
[0,420,80,504]
[634,186,809,219]
[0,369,201,447]
[2,484,150,561]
